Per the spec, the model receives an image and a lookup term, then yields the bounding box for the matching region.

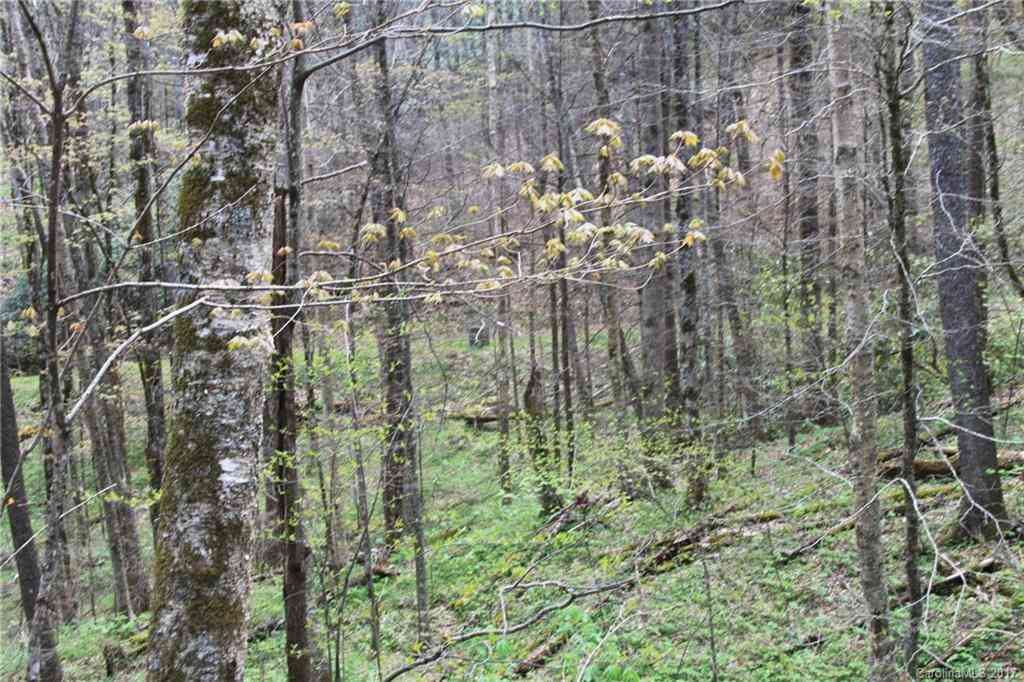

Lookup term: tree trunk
[147,2,278,678]
[672,13,701,439]
[74,360,149,617]
[275,3,314,675]
[827,7,896,679]
[920,0,1008,539]
[23,3,82,676]
[369,2,429,639]
[882,4,922,674]
[716,6,764,444]
[524,367,563,515]
[1,334,42,625]
[637,13,678,491]
[483,2,512,492]
[342,305,383,660]
[789,2,825,422]
[122,0,165,543]
[775,39,798,448]
[974,13,1024,300]
[586,1,630,431]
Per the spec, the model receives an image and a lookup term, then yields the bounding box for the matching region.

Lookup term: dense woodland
[1,0,1023,679]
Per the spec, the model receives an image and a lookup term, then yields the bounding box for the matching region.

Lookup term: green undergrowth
[2,323,1023,680]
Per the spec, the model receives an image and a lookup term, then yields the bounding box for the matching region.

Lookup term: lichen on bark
[146,1,278,680]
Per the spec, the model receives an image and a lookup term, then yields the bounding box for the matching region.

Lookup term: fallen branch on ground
[879,451,1024,480]
[513,632,571,676]
[381,578,632,681]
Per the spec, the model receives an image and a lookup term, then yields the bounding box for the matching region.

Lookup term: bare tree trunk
[369,2,429,639]
[672,13,701,439]
[775,39,798,449]
[882,5,922,673]
[965,7,991,343]
[341,305,382,660]
[972,12,1024,300]
[789,2,825,422]
[483,2,512,492]
[1,334,42,625]
[524,367,563,515]
[122,0,165,543]
[79,398,131,614]
[147,2,279,678]
[921,0,1008,539]
[271,182,310,681]
[61,10,150,618]
[550,8,590,428]
[827,8,895,678]
[274,3,315,674]
[22,3,83,677]
[716,7,764,444]
[586,0,630,430]
[637,13,678,492]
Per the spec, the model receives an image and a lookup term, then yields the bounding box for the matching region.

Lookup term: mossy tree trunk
[146,2,278,679]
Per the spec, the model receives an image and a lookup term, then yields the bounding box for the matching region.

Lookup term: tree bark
[274,3,315,675]
[672,13,701,439]
[973,13,1024,300]
[636,13,678,492]
[483,1,512,492]
[920,0,1008,539]
[585,0,637,432]
[716,6,764,444]
[1,334,42,625]
[789,2,825,422]
[827,8,896,678]
[882,4,922,674]
[147,2,278,678]
[122,0,166,544]
[21,2,82,677]
[369,1,429,639]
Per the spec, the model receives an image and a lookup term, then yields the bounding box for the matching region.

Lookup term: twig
[65,298,207,422]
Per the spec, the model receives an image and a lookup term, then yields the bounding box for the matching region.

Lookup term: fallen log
[888,558,1003,606]
[923,557,1003,597]
[346,563,400,588]
[879,451,1024,480]
[781,493,952,563]
[449,410,510,426]
[513,632,571,676]
[877,391,1023,465]
[640,508,781,575]
[879,444,955,466]
[449,398,615,428]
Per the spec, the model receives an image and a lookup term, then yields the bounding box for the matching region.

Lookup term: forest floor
[2,329,1023,681]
